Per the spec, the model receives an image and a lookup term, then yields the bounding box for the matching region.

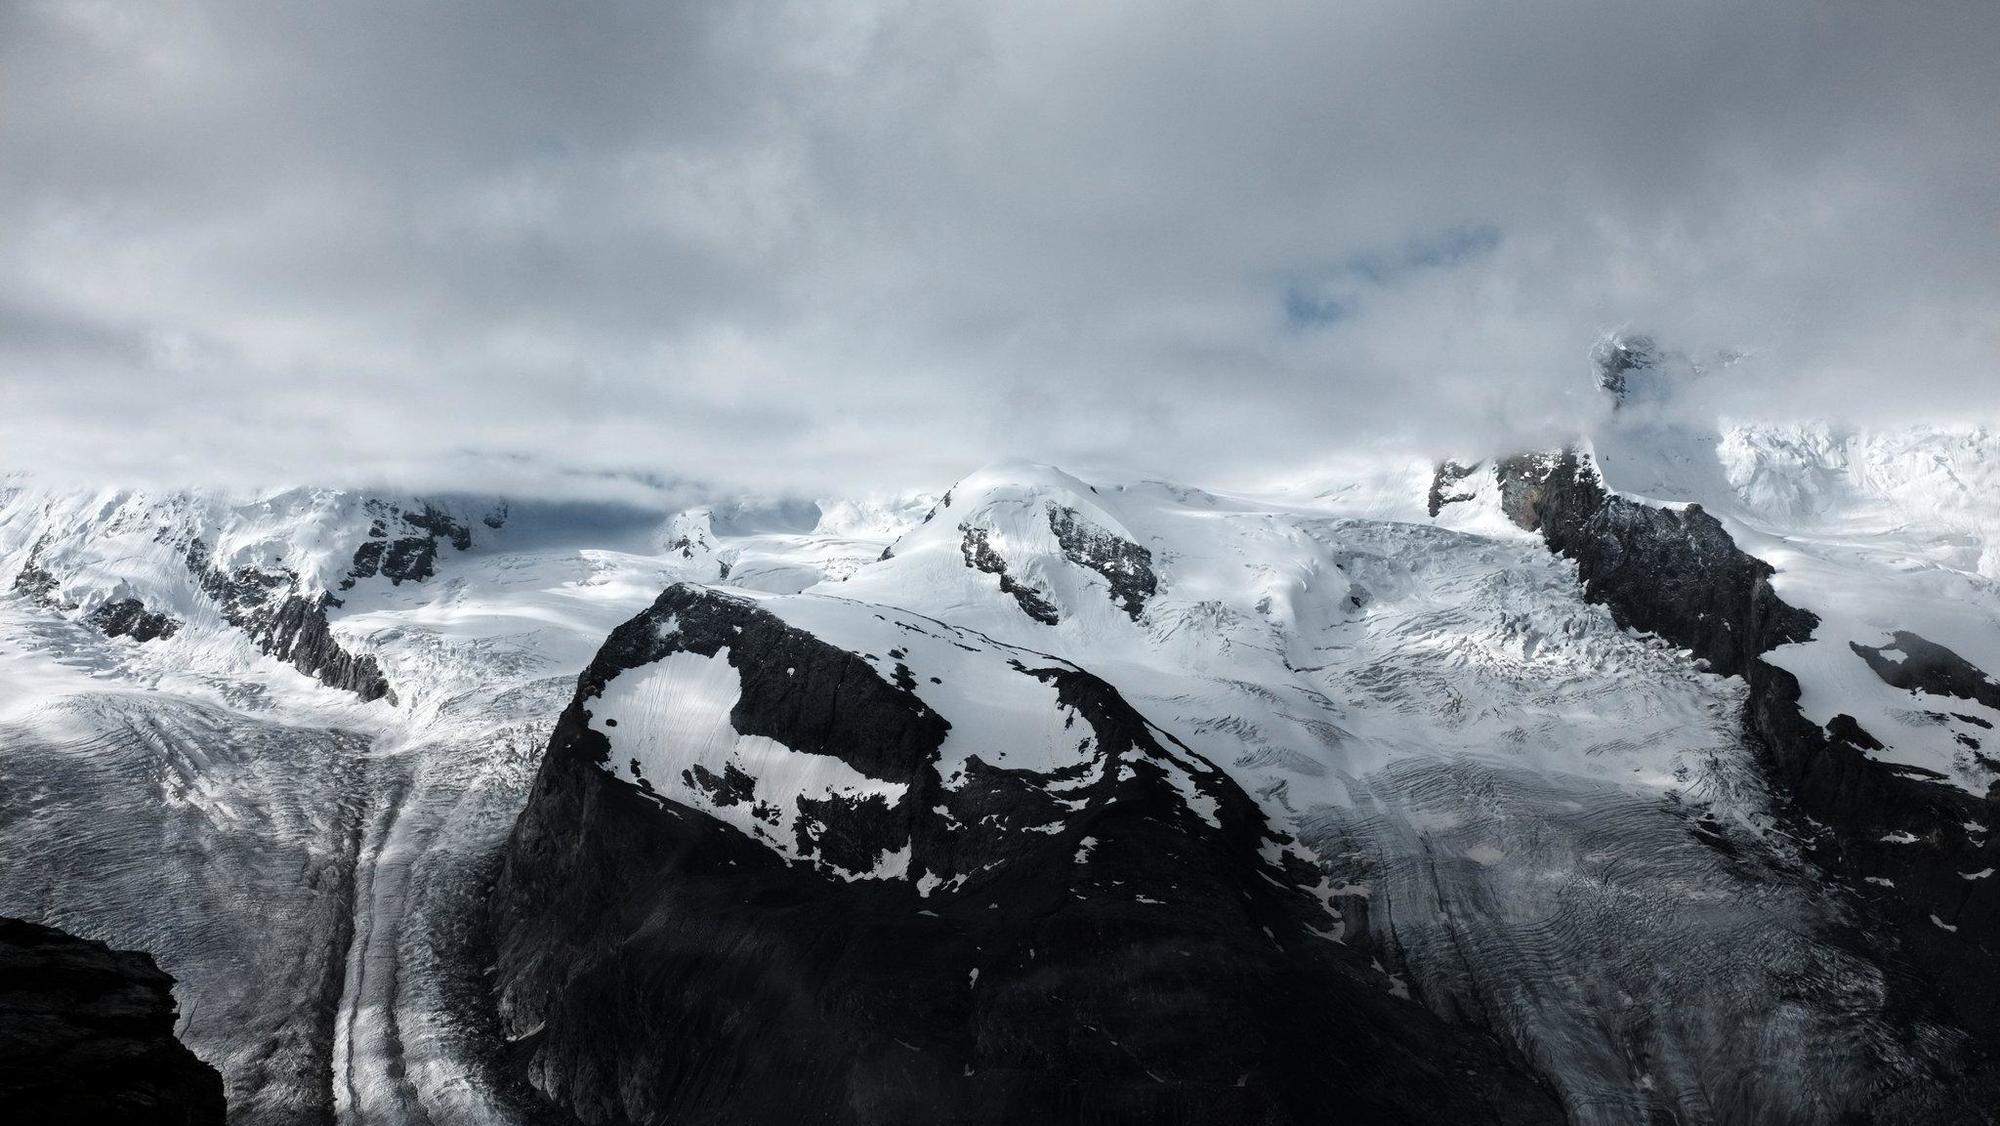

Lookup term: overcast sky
[5,1,1998,497]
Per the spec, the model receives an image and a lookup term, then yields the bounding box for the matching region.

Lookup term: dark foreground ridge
[0,917,225,1126]
[1485,450,2000,1117]
[490,583,1560,1125]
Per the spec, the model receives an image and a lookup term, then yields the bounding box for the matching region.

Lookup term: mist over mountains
[6,1,2000,496]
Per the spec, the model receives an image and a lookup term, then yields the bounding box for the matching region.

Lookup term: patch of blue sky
[1282,223,1501,329]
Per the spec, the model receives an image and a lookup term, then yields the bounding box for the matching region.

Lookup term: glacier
[1,417,1998,1122]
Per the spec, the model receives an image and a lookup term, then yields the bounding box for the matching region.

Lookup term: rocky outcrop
[1852,631,2000,712]
[189,543,394,703]
[87,599,182,642]
[188,497,477,699]
[1494,450,1818,676]
[1425,460,1481,518]
[13,545,182,643]
[959,524,1061,625]
[11,559,67,607]
[0,917,225,1125]
[490,584,1560,1125]
[340,501,474,589]
[1046,504,1155,620]
[1494,449,2000,1112]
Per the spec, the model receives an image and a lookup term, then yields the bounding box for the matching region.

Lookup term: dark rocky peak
[658,508,717,560]
[1589,332,1744,410]
[932,464,1160,627]
[1495,447,1818,676]
[11,532,66,604]
[0,917,225,1125]
[13,562,71,610]
[547,584,1212,882]
[87,599,182,642]
[340,500,475,589]
[564,584,948,790]
[490,584,1561,1124]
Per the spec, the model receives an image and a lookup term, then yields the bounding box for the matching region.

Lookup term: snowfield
[592,642,914,877]
[1,419,1995,1122]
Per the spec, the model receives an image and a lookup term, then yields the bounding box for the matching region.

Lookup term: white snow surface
[592,644,910,877]
[752,591,1099,784]
[1,423,1990,1122]
[837,458,1740,819]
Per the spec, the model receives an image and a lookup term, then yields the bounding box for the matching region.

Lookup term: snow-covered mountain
[0,484,930,1124]
[4,393,1999,1122]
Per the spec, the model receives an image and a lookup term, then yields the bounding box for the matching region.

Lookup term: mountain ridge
[3,419,1999,1122]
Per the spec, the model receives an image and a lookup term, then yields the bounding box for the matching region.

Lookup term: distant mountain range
[5,367,1999,1122]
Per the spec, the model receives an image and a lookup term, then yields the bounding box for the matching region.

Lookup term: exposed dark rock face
[12,560,69,607]
[1494,450,1818,675]
[959,524,1061,625]
[1494,450,2000,1112]
[1046,504,1155,620]
[86,598,182,642]
[1426,460,1481,518]
[340,501,474,589]
[403,504,474,551]
[1853,631,2000,712]
[490,585,1560,1125]
[0,917,225,1125]
[14,545,182,643]
[188,542,395,703]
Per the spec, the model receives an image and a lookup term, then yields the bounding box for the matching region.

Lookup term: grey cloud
[3,0,1997,496]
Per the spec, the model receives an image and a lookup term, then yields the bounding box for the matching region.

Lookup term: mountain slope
[1477,425,2000,1118]
[4,437,1999,1123]
[0,484,926,1125]
[489,455,1990,1122]
[491,583,1560,1124]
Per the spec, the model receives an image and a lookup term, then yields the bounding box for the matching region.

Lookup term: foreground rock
[0,917,225,1125]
